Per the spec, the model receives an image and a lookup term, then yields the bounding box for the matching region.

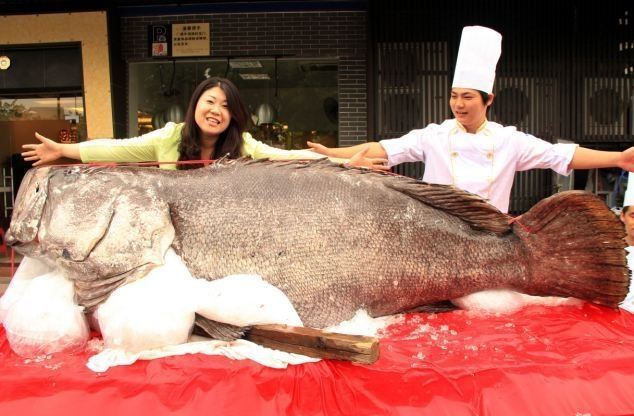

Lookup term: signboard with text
[172,23,210,57]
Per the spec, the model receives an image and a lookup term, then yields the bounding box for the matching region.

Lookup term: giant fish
[5,159,629,331]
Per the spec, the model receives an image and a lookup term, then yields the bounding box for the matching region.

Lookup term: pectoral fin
[193,314,250,341]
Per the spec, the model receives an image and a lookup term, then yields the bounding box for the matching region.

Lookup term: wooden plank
[246,324,380,365]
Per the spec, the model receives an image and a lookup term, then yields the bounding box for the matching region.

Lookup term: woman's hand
[306,141,331,156]
[346,146,390,171]
[21,132,64,166]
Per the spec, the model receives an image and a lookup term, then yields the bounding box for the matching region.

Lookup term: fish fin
[193,314,250,341]
[386,179,512,236]
[402,300,458,313]
[74,264,158,311]
[218,158,512,235]
[514,190,629,307]
[236,157,333,168]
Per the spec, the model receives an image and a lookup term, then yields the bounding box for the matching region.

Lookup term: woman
[22,77,322,169]
[307,27,634,213]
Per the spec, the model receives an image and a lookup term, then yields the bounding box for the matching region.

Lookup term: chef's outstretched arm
[307,141,387,159]
[307,141,389,170]
[21,132,81,166]
[569,146,634,171]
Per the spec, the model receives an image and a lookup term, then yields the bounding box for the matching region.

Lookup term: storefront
[0,3,367,230]
[128,57,339,150]
[0,11,112,228]
[0,0,631,219]
[120,2,367,147]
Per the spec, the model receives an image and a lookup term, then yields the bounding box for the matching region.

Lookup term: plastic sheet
[95,249,197,353]
[3,271,89,357]
[1,303,634,415]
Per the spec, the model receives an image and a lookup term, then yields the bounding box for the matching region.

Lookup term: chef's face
[450,88,493,133]
[621,206,634,243]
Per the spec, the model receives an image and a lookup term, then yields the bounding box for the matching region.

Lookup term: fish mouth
[5,231,23,247]
[5,230,39,247]
[4,239,41,258]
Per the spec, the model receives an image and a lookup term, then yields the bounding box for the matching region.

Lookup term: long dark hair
[178,77,250,169]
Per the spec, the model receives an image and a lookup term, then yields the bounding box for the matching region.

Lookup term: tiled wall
[120,11,368,145]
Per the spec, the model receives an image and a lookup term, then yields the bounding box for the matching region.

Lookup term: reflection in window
[128,58,338,150]
[0,96,84,122]
[0,94,86,227]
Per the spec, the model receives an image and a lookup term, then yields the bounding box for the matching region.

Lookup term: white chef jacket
[380,119,578,213]
[621,246,634,313]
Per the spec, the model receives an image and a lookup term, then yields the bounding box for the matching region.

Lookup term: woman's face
[194,86,232,140]
[449,88,491,132]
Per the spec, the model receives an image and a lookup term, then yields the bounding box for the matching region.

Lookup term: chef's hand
[618,147,634,172]
[21,132,64,166]
[306,141,331,156]
[346,146,390,171]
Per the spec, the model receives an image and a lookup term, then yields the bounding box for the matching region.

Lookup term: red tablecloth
[1,303,634,415]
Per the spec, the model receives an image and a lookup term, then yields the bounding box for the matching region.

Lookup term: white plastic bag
[95,249,197,353]
[620,248,634,312]
[3,270,89,357]
[0,256,54,324]
[194,274,302,327]
[452,289,580,315]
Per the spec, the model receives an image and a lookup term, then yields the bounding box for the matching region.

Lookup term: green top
[79,122,324,169]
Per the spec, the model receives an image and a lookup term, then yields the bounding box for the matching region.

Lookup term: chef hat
[452,26,502,94]
[624,172,634,207]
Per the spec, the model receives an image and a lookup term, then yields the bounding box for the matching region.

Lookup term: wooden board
[247,324,379,364]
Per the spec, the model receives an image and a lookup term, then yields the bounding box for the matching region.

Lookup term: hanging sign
[149,24,171,58]
[172,23,210,57]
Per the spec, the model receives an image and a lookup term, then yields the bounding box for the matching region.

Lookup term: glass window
[0,95,84,123]
[128,58,338,150]
[0,94,85,228]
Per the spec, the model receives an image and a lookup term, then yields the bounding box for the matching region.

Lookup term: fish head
[9,167,175,305]
[38,167,174,271]
[5,167,52,254]
[34,167,175,309]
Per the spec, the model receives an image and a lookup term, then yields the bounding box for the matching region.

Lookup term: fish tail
[512,191,629,307]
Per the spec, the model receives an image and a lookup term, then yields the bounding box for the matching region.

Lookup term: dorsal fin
[384,178,511,235]
[268,158,512,235]
[210,158,512,235]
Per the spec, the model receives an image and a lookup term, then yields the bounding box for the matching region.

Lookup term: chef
[308,25,634,213]
[620,173,634,312]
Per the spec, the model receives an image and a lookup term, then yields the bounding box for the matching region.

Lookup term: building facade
[0,0,632,217]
